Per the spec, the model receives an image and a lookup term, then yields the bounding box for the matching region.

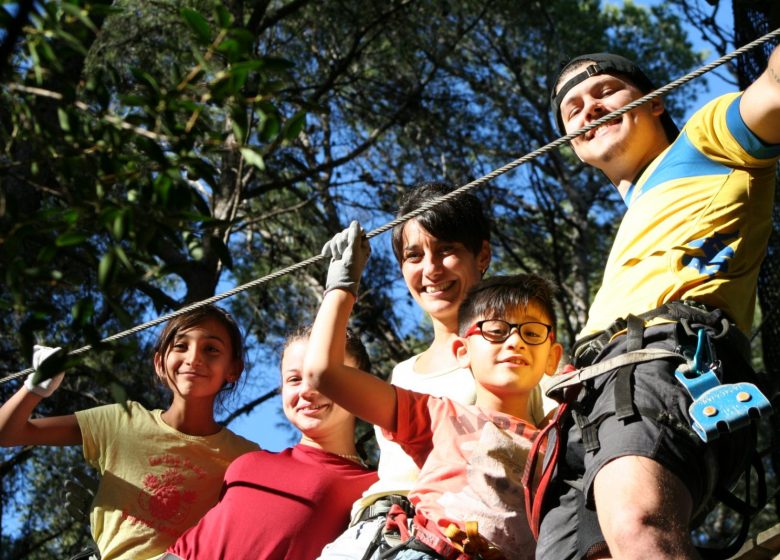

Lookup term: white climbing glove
[25,345,65,398]
[321,221,371,297]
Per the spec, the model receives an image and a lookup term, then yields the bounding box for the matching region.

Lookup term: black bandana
[550,52,679,141]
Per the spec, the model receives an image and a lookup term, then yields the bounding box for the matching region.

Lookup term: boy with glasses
[304,221,562,559]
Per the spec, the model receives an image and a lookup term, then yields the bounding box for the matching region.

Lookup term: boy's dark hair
[391,181,491,265]
[550,52,679,142]
[283,325,371,373]
[458,274,558,335]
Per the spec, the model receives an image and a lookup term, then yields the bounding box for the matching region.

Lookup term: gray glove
[25,345,65,398]
[321,221,371,296]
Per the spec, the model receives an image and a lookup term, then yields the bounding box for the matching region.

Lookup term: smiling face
[154,317,241,400]
[400,219,490,326]
[456,302,562,399]
[557,71,668,185]
[281,338,356,440]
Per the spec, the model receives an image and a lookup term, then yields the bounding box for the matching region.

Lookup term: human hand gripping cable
[321,220,371,297]
[24,345,65,398]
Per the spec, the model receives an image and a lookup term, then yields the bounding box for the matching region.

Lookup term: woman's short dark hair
[391,181,491,265]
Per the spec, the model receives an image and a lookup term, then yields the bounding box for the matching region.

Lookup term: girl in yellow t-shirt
[0,304,258,560]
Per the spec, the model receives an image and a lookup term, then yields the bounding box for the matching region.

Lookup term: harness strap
[572,407,605,454]
[384,502,412,544]
[359,495,415,560]
[523,385,578,540]
[571,300,726,369]
[409,513,470,560]
[614,314,644,421]
[546,348,686,399]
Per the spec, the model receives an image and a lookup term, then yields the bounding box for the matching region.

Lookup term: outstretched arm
[303,222,398,432]
[740,44,780,145]
[0,346,81,447]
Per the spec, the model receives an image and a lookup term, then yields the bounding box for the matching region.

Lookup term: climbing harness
[358,495,505,560]
[357,495,415,560]
[525,301,773,558]
[3,27,780,387]
[379,505,505,560]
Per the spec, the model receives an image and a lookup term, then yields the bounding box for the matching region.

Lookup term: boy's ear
[650,97,665,117]
[545,342,564,376]
[477,240,491,276]
[452,337,471,369]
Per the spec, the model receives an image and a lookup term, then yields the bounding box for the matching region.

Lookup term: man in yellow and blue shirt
[538,48,780,560]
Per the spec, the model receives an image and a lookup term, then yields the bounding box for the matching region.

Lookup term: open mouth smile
[298,403,329,415]
[423,280,455,294]
[585,118,620,140]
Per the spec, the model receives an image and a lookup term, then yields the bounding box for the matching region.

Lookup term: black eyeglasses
[464,320,553,345]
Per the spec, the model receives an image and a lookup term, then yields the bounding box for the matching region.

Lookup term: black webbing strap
[696,428,765,559]
[614,315,645,421]
[571,314,646,455]
[573,406,603,454]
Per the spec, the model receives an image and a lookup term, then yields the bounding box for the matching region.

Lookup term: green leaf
[130,68,160,95]
[120,94,147,107]
[98,251,115,289]
[62,209,80,224]
[231,106,247,142]
[109,381,128,405]
[240,148,265,171]
[215,5,233,28]
[261,56,295,73]
[154,174,173,205]
[55,232,86,247]
[112,210,127,240]
[37,245,57,263]
[181,7,212,44]
[113,245,135,273]
[260,113,281,142]
[71,298,95,327]
[283,111,306,141]
[57,108,71,132]
[60,3,98,33]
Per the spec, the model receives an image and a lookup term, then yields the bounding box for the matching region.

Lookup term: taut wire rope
[3,26,780,386]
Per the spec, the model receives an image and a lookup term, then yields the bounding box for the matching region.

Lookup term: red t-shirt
[168,444,377,559]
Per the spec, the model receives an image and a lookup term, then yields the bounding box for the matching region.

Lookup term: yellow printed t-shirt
[583,93,780,338]
[75,401,258,560]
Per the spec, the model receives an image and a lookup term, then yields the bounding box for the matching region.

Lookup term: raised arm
[0,346,82,447]
[303,222,398,432]
[740,44,780,145]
